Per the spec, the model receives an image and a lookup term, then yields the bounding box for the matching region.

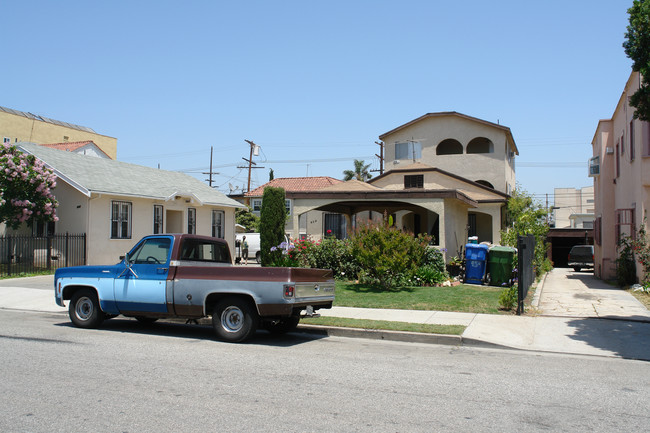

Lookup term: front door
[114,237,172,314]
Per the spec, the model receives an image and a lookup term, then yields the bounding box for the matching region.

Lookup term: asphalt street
[2,309,650,433]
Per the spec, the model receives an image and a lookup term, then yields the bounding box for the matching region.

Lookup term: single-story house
[7,143,242,264]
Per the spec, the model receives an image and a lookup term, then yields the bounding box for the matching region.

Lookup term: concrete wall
[0,111,117,159]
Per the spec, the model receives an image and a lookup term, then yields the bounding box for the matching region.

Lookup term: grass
[333,281,507,315]
[0,269,55,280]
[629,288,650,309]
[301,316,466,335]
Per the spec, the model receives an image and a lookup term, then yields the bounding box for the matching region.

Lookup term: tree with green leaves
[235,206,260,233]
[259,186,286,266]
[500,187,551,277]
[1,144,59,229]
[343,159,372,182]
[623,0,650,121]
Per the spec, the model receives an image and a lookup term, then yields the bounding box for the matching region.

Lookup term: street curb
[297,324,463,346]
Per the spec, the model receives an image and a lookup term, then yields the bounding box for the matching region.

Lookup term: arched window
[475,180,494,189]
[467,137,493,154]
[436,139,463,155]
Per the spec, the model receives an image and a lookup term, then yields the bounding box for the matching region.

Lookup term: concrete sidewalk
[2,272,650,360]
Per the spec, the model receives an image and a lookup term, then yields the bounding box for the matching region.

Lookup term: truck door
[114,236,171,314]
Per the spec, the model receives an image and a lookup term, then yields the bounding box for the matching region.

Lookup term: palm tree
[343,159,373,182]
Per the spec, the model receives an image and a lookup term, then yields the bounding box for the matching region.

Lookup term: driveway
[537,268,650,321]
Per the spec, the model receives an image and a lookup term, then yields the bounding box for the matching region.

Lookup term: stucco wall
[592,71,650,281]
[0,111,117,159]
[381,115,515,194]
[86,194,236,265]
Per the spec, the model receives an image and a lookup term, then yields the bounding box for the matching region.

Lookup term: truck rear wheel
[573,266,581,272]
[69,289,104,329]
[213,297,258,342]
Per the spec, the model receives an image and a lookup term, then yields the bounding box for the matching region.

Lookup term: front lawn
[333,281,507,315]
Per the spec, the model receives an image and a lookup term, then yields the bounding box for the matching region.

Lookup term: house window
[615,208,635,243]
[153,205,163,234]
[187,208,196,234]
[630,120,635,161]
[285,199,292,216]
[32,220,55,237]
[395,141,422,160]
[212,210,224,238]
[404,174,424,189]
[3,137,10,144]
[436,139,463,155]
[615,144,620,178]
[324,213,346,240]
[252,199,262,213]
[111,201,132,239]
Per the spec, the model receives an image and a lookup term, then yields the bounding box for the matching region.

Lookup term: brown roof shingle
[245,176,343,196]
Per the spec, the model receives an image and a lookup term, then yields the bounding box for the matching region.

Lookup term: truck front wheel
[69,289,104,329]
[213,297,258,342]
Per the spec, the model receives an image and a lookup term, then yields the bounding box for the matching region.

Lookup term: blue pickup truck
[54,234,335,342]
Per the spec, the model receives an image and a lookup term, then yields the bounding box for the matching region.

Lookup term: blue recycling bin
[464,243,489,285]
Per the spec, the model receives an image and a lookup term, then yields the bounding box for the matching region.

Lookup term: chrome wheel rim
[221,306,244,333]
[75,296,94,321]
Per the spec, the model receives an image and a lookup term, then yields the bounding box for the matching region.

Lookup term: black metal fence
[517,234,536,315]
[0,233,86,277]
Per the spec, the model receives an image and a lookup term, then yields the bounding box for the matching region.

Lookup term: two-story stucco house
[591,71,650,281]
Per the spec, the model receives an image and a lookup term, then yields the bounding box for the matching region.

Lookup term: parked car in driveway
[568,245,594,272]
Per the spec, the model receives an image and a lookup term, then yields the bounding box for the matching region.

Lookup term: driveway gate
[517,234,535,315]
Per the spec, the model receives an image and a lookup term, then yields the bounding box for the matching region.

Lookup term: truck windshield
[180,239,230,263]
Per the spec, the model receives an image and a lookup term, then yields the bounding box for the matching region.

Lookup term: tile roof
[38,141,111,158]
[17,143,243,208]
[245,176,343,196]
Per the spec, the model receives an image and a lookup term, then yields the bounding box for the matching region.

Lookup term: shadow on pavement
[53,318,326,347]
[566,317,650,361]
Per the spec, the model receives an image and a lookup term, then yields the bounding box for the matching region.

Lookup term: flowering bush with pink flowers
[0,144,58,229]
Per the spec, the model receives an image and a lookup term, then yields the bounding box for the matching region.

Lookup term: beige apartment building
[0,106,117,159]
[552,186,595,229]
[591,71,650,281]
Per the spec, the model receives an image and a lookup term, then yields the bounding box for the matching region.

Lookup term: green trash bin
[487,246,517,286]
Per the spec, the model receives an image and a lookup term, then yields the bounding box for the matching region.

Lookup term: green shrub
[422,247,448,277]
[350,221,432,290]
[413,264,448,286]
[498,284,518,310]
[617,236,637,286]
[259,187,286,266]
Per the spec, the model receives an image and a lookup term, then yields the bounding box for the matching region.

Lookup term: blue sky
[2,1,634,204]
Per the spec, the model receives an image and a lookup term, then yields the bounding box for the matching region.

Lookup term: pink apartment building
[591,71,650,281]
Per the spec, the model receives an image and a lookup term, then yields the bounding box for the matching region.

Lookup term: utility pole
[371,141,384,175]
[202,146,219,187]
[237,140,265,194]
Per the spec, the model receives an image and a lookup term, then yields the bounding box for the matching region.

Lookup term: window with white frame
[111,201,132,239]
[395,141,422,160]
[285,199,292,216]
[252,199,262,213]
[187,208,196,234]
[212,210,224,238]
[153,205,164,234]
